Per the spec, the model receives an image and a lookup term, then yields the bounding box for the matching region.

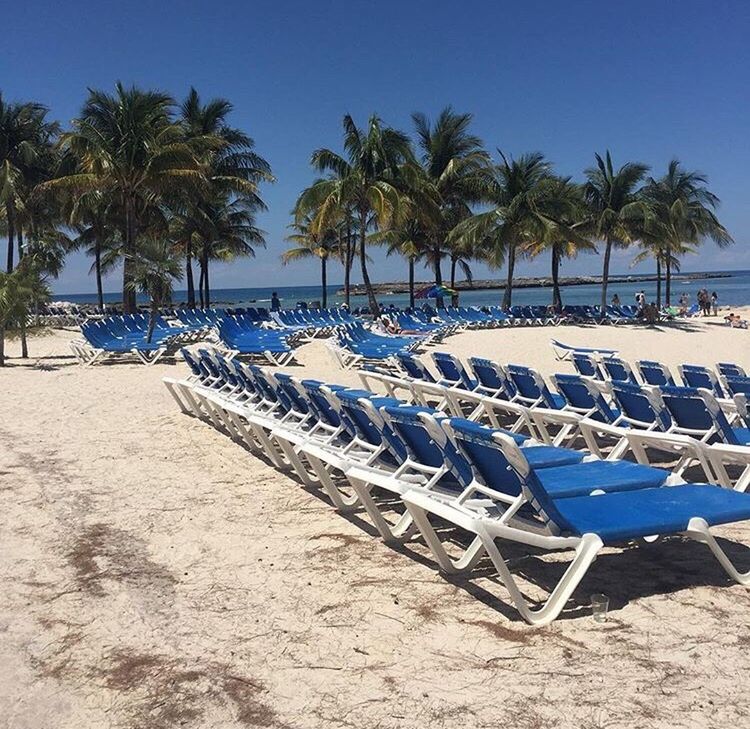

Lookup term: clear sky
[3,0,749,294]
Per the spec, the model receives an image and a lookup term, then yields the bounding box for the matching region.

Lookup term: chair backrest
[432,352,474,390]
[507,365,560,409]
[335,390,402,449]
[679,364,726,398]
[610,381,671,430]
[571,352,602,379]
[718,362,747,379]
[637,360,676,387]
[381,406,471,486]
[601,357,639,384]
[553,374,617,422]
[724,376,750,398]
[443,418,530,497]
[300,380,344,427]
[469,357,517,399]
[660,385,739,444]
[396,352,434,382]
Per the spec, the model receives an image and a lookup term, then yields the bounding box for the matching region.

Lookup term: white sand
[2,316,750,728]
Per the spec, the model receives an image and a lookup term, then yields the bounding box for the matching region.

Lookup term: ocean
[55,269,750,310]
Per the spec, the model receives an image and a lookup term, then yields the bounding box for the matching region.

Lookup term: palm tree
[178,88,273,307]
[409,107,488,303]
[50,83,202,312]
[641,160,732,305]
[66,191,121,310]
[182,195,265,308]
[0,262,50,365]
[583,151,649,314]
[523,177,594,310]
[283,212,341,307]
[451,151,551,309]
[299,114,412,315]
[375,216,429,309]
[0,93,58,272]
[126,239,182,342]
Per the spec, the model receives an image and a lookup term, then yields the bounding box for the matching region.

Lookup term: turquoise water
[56,270,750,309]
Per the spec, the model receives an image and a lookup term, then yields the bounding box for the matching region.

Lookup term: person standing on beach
[271,291,281,311]
[711,291,718,316]
[635,290,645,315]
[612,293,621,307]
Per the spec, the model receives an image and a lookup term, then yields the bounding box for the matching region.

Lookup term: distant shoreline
[338,272,732,296]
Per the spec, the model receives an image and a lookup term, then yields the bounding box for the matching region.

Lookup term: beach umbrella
[415,284,457,299]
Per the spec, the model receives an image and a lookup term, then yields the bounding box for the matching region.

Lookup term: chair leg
[478,528,604,626]
[303,453,361,511]
[685,517,750,584]
[345,475,418,543]
[404,500,487,573]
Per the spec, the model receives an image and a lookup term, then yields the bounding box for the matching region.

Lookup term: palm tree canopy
[583,150,650,246]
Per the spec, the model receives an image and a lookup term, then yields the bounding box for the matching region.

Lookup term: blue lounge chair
[679,364,727,398]
[402,424,750,624]
[550,339,619,361]
[660,386,750,445]
[432,352,478,390]
[637,360,676,387]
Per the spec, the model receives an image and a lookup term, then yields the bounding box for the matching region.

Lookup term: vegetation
[0,86,734,320]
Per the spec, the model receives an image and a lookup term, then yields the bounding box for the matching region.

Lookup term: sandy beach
[2,316,750,728]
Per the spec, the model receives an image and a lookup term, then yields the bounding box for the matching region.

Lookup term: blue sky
[3,0,749,294]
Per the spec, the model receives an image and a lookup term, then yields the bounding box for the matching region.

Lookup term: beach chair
[718,363,747,380]
[636,360,676,387]
[600,356,640,385]
[660,386,749,445]
[571,352,604,380]
[469,357,518,399]
[507,365,565,409]
[402,423,750,624]
[431,352,478,390]
[679,364,727,399]
[550,339,618,361]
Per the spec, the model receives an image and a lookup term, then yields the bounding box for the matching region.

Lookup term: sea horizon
[53,267,750,309]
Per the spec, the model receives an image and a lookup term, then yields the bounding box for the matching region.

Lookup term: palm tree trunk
[20,318,28,358]
[17,227,23,261]
[450,256,457,289]
[599,239,612,319]
[433,242,443,308]
[359,209,379,315]
[5,203,15,273]
[321,255,327,308]
[95,243,104,311]
[344,224,353,307]
[186,239,195,308]
[0,327,5,366]
[551,245,562,311]
[665,245,672,306]
[198,263,205,309]
[203,253,211,309]
[656,257,662,309]
[408,257,415,309]
[123,195,137,313]
[147,299,156,343]
[502,242,516,310]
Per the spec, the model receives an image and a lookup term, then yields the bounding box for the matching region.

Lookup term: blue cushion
[524,447,585,469]
[536,460,668,499]
[731,427,750,445]
[554,485,750,543]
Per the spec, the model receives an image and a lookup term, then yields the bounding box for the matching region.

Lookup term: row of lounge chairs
[325,322,432,369]
[70,307,363,366]
[570,352,747,400]
[70,314,207,365]
[361,350,750,491]
[162,346,750,625]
